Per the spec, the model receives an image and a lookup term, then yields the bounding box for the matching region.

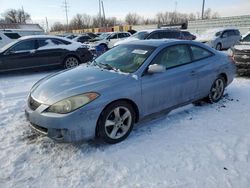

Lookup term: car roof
[137,28,181,33]
[18,35,74,42]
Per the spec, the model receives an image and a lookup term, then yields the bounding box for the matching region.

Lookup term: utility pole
[101,1,106,27]
[201,0,205,20]
[99,0,102,27]
[45,17,49,33]
[62,0,69,31]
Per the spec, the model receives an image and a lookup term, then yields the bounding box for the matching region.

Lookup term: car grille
[28,95,41,111]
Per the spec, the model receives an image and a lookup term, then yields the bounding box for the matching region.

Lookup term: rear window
[4,33,21,39]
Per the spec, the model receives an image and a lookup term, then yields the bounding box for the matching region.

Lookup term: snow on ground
[0,71,250,188]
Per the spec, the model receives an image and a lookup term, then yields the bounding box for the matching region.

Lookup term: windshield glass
[131,31,149,40]
[93,44,156,73]
[0,40,19,52]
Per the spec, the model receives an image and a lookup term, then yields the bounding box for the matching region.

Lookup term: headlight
[47,92,99,114]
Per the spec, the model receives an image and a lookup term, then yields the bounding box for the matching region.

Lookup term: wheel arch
[62,53,81,65]
[95,98,140,137]
[218,72,228,85]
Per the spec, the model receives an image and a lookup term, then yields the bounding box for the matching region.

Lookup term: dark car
[0,35,92,72]
[230,32,250,76]
[73,35,92,43]
[181,31,196,40]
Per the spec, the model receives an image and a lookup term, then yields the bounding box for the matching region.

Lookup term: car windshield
[93,44,156,73]
[0,40,20,52]
[130,31,149,40]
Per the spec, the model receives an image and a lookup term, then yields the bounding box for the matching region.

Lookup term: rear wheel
[208,76,225,103]
[97,101,135,144]
[64,56,79,69]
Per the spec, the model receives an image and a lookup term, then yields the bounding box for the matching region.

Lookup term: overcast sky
[0,0,250,26]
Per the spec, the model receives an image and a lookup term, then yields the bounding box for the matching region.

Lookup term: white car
[86,32,131,51]
[196,28,241,50]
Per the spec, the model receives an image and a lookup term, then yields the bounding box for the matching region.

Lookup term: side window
[118,33,125,38]
[4,33,21,39]
[109,34,118,39]
[228,30,235,36]
[190,45,213,60]
[0,36,2,40]
[147,32,160,39]
[222,31,229,38]
[38,39,63,48]
[234,30,240,36]
[11,40,36,52]
[151,45,191,69]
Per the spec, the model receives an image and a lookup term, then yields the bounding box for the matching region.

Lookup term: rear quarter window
[4,33,21,39]
[190,45,213,61]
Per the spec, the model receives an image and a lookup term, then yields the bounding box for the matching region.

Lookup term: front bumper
[25,100,102,142]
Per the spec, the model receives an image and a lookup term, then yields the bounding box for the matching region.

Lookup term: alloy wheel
[104,106,132,140]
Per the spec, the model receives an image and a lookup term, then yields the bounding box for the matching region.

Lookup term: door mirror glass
[148,64,166,74]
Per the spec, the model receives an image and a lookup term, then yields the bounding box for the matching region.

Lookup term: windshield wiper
[99,63,117,71]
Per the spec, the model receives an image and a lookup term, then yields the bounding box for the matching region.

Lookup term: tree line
[0,8,220,32]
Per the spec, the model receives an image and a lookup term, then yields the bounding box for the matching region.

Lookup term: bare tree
[125,13,140,25]
[50,22,65,32]
[204,8,212,19]
[2,9,31,23]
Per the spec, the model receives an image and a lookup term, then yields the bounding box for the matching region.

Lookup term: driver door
[141,44,198,116]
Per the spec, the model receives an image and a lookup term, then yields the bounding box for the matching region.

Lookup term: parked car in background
[0,29,44,48]
[181,30,196,40]
[114,29,196,46]
[86,32,131,51]
[0,35,92,72]
[25,40,235,144]
[229,31,250,76]
[73,35,92,43]
[85,32,98,39]
[196,28,241,50]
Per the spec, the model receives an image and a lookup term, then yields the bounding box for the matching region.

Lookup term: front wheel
[97,101,135,144]
[64,56,79,69]
[208,77,225,103]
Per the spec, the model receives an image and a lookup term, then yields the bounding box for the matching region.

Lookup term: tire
[97,101,135,144]
[207,76,226,103]
[64,56,79,69]
[215,43,222,51]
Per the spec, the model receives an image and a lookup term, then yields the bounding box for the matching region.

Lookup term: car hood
[233,43,250,51]
[31,65,129,105]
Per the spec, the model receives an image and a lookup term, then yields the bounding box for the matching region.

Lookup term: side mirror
[147,64,166,74]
